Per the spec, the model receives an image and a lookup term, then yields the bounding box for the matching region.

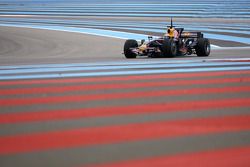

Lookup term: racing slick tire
[195,38,210,57]
[161,39,177,57]
[124,39,138,59]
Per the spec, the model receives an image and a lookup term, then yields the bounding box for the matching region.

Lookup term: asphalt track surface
[1,26,250,65]
[0,27,250,166]
[1,1,250,166]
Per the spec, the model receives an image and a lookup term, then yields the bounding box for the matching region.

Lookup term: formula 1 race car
[123,18,210,58]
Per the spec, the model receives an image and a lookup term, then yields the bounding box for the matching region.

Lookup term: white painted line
[1,66,250,80]
[0,59,212,70]
[211,46,250,50]
[1,58,250,70]
[1,62,250,75]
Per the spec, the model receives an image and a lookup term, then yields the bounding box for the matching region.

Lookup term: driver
[165,26,179,41]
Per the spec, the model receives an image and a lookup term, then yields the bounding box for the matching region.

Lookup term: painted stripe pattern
[1,0,250,46]
[1,0,250,18]
[0,59,250,166]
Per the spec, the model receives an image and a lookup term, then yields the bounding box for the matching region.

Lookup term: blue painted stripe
[1,1,249,19]
[2,18,250,35]
[0,23,153,40]
[1,11,250,18]
[0,59,206,70]
[1,18,249,30]
[1,22,250,45]
[1,62,250,75]
[1,66,250,80]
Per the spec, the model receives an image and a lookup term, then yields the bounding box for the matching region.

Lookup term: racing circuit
[1,0,250,166]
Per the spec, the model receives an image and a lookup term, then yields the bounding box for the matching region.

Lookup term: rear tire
[161,39,177,57]
[195,38,210,57]
[124,39,138,59]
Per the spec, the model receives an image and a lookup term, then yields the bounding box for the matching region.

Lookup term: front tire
[161,39,177,57]
[195,38,210,57]
[124,39,138,59]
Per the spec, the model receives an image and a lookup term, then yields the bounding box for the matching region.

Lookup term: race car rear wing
[180,32,204,38]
